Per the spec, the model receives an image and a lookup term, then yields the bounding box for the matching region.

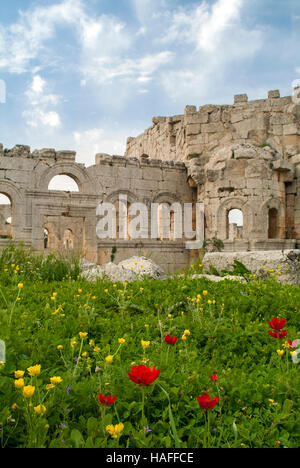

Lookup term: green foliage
[0,248,299,448]
[0,243,80,282]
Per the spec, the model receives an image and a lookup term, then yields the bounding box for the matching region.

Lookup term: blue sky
[0,0,299,168]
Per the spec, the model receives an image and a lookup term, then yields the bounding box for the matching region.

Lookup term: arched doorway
[268,208,279,239]
[227,209,244,240]
[63,229,74,250]
[0,193,12,238]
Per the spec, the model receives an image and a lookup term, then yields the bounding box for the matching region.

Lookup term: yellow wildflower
[50,376,63,385]
[106,423,124,439]
[203,290,208,296]
[14,378,25,389]
[17,283,23,289]
[277,349,284,357]
[93,347,100,352]
[57,345,63,350]
[27,365,41,377]
[118,338,125,344]
[46,384,55,391]
[141,340,150,348]
[23,385,35,398]
[11,403,18,410]
[34,405,47,415]
[183,329,191,336]
[14,370,25,378]
[79,332,88,339]
[105,355,114,364]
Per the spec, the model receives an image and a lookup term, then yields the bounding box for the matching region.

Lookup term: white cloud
[0,0,84,73]
[81,50,174,86]
[31,75,46,94]
[1,0,268,157]
[23,75,61,128]
[73,127,127,163]
[157,0,263,103]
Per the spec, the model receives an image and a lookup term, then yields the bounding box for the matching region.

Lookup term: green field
[0,245,299,448]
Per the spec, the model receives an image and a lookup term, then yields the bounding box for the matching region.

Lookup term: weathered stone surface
[190,274,246,283]
[80,256,165,282]
[202,250,300,285]
[118,256,166,279]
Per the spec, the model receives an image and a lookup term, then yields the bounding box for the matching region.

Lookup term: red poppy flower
[268,318,286,331]
[128,365,160,386]
[164,334,178,345]
[268,329,287,339]
[211,374,218,382]
[268,317,287,339]
[197,394,219,410]
[98,393,117,406]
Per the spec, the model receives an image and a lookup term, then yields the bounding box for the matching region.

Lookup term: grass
[0,245,299,448]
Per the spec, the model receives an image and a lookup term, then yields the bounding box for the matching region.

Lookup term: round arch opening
[227,209,244,240]
[48,175,79,192]
[0,193,12,239]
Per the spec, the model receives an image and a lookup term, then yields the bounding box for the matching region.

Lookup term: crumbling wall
[0,145,195,272]
[125,89,300,162]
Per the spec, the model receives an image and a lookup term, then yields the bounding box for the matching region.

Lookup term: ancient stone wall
[0,145,195,272]
[1,88,299,272]
[125,89,300,162]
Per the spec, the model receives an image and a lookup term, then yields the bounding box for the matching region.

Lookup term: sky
[0,0,300,173]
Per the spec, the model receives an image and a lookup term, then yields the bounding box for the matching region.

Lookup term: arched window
[158,203,182,240]
[63,229,74,250]
[48,175,79,192]
[44,228,49,249]
[0,193,12,238]
[268,208,279,239]
[227,209,243,240]
[113,200,132,239]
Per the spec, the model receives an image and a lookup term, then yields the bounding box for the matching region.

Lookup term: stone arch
[0,181,23,240]
[105,190,139,240]
[0,193,12,238]
[217,197,250,240]
[63,228,74,250]
[48,175,79,192]
[261,198,285,239]
[227,208,244,240]
[36,162,97,194]
[153,192,181,204]
[105,189,138,205]
[153,192,183,241]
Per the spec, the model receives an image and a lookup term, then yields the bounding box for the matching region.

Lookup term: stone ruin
[0,88,300,273]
